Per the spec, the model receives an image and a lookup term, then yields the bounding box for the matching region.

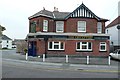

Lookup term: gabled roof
[28,3,108,21]
[2,35,12,40]
[106,16,120,28]
[65,3,108,21]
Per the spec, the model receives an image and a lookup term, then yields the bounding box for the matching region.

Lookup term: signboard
[68,36,93,39]
[28,35,109,40]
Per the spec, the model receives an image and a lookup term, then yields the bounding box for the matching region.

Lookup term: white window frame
[99,42,106,51]
[43,20,48,31]
[76,42,92,51]
[97,22,102,33]
[48,41,65,50]
[56,21,64,32]
[77,21,86,32]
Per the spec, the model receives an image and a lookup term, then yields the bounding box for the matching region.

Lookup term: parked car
[109,49,120,60]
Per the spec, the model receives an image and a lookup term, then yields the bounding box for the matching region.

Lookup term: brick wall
[36,39,109,56]
[66,18,99,33]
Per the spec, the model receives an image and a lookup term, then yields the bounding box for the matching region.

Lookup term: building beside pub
[1,35,12,49]
[27,3,110,57]
[106,16,120,51]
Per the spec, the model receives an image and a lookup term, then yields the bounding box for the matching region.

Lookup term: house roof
[0,25,6,31]
[106,16,120,28]
[28,3,108,21]
[2,35,12,40]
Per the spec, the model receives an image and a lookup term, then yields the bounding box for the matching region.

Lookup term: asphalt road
[1,50,120,78]
[2,59,119,78]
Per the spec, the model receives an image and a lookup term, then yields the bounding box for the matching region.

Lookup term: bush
[24,49,28,53]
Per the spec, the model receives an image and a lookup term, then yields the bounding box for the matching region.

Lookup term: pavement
[1,50,120,73]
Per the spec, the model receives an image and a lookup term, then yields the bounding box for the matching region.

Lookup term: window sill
[76,50,93,52]
[48,49,65,51]
[99,51,107,52]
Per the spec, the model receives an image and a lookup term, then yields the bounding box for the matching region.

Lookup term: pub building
[27,3,110,57]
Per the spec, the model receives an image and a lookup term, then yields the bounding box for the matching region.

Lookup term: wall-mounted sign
[28,35,109,40]
[68,36,93,39]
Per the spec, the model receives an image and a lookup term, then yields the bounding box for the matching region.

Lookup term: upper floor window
[56,21,64,32]
[76,42,92,51]
[99,42,106,51]
[30,21,36,33]
[7,40,9,43]
[77,21,86,32]
[97,22,102,33]
[43,20,48,32]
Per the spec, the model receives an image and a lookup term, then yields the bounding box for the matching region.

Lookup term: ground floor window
[99,42,106,51]
[48,41,64,50]
[76,42,92,51]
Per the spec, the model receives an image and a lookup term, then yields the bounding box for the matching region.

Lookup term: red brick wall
[36,39,109,56]
[36,39,45,55]
[65,18,99,33]
[29,17,106,33]
[29,16,54,32]
[65,40,76,55]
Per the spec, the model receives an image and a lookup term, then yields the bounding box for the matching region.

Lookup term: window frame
[56,21,64,32]
[99,42,106,51]
[43,20,48,32]
[77,21,86,32]
[97,22,102,33]
[76,42,92,51]
[48,41,65,50]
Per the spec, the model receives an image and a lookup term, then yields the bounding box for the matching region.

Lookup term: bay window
[97,22,102,33]
[43,20,48,31]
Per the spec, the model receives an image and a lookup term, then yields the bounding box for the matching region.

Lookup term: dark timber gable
[65,3,106,21]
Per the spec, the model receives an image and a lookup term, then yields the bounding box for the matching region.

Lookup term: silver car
[109,49,120,60]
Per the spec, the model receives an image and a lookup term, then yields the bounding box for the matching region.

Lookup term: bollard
[26,53,28,60]
[108,56,111,65]
[43,54,45,62]
[87,56,89,64]
[66,55,69,63]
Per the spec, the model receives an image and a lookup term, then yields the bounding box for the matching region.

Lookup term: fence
[25,53,111,65]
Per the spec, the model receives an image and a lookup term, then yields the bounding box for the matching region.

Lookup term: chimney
[118,1,120,16]
[54,7,59,12]
[43,7,45,10]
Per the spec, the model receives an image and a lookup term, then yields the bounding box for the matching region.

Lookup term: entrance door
[28,41,36,56]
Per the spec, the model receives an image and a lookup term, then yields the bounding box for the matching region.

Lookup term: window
[43,20,48,31]
[97,22,102,33]
[77,21,86,32]
[48,41,64,50]
[100,42,106,51]
[56,21,64,32]
[76,42,92,51]
[30,21,36,33]
[7,40,9,43]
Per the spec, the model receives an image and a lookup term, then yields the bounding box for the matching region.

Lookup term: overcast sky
[0,0,119,39]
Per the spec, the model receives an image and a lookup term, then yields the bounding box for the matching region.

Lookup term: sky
[0,0,119,39]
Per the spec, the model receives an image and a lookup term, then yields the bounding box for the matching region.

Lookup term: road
[1,50,120,78]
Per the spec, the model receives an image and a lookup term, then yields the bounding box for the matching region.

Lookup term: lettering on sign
[68,36,93,39]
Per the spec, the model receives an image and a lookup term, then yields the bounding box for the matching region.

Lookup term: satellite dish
[117,25,120,29]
